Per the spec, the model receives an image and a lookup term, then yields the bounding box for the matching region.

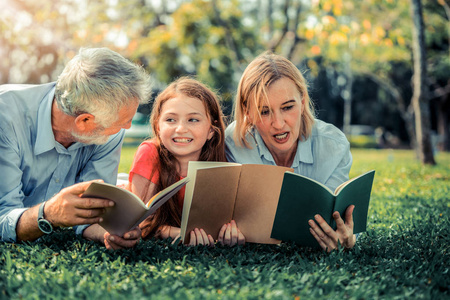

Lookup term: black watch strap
[37,202,53,234]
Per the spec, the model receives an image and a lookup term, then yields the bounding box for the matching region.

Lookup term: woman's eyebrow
[282,100,297,105]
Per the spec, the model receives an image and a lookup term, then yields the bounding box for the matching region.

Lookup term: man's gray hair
[55,47,152,127]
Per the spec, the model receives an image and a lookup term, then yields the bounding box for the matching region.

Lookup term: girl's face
[158,95,214,162]
[248,77,302,165]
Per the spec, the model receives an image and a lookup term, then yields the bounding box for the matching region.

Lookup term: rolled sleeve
[0,208,27,242]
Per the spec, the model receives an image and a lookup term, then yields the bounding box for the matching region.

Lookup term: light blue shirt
[0,83,124,242]
[225,119,352,191]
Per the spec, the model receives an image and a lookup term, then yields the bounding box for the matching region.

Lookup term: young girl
[128,77,244,246]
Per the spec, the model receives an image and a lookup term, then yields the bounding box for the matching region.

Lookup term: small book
[180,162,293,244]
[82,178,189,236]
[271,170,375,247]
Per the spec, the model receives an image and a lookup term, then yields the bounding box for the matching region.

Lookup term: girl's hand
[309,205,356,252]
[188,228,215,247]
[217,220,245,246]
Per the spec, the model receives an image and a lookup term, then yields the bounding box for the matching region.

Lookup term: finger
[309,227,329,251]
[199,229,209,245]
[230,220,238,246]
[171,234,181,245]
[224,223,231,245]
[77,197,114,209]
[309,218,336,250]
[314,214,338,241]
[344,205,355,229]
[195,228,204,245]
[218,224,227,245]
[74,207,106,219]
[123,227,142,240]
[64,180,104,196]
[207,234,215,247]
[189,231,196,246]
[108,235,139,249]
[333,211,346,232]
[237,229,245,245]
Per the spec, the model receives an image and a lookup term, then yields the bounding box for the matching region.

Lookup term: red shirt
[129,141,185,208]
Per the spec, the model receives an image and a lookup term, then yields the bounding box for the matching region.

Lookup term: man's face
[72,101,139,145]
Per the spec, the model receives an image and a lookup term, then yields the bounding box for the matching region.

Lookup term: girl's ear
[207,127,215,141]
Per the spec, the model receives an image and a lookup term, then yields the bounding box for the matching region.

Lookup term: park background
[1,0,449,299]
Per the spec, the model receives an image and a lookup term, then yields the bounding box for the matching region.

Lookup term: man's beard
[71,128,110,145]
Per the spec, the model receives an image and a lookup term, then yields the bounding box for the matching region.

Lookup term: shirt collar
[34,87,89,155]
[253,128,314,167]
[34,87,57,155]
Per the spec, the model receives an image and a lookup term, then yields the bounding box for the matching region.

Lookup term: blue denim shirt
[0,83,124,242]
[225,119,352,192]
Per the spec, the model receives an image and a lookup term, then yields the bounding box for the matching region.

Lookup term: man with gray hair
[0,48,152,250]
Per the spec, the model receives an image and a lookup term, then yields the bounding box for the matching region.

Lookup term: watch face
[38,219,53,234]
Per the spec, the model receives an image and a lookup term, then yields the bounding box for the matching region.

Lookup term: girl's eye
[189,118,200,123]
[165,118,175,123]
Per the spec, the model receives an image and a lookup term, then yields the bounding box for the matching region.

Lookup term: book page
[334,170,375,234]
[334,170,374,195]
[232,164,292,244]
[180,161,241,242]
[271,172,336,247]
[181,165,242,243]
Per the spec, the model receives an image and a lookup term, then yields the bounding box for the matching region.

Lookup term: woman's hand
[217,220,245,246]
[308,205,356,252]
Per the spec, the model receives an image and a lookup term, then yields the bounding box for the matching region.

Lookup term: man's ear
[74,113,96,131]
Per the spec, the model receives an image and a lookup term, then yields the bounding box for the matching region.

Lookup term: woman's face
[248,77,302,164]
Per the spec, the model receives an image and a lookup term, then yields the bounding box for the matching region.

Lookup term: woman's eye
[260,109,270,116]
[165,118,175,122]
[189,118,200,123]
[282,105,294,111]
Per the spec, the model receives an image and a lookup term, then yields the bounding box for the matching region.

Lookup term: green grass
[1,148,449,299]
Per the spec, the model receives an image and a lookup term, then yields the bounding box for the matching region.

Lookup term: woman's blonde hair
[233,51,315,148]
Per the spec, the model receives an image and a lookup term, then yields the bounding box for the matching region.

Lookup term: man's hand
[45,180,114,227]
[16,180,114,242]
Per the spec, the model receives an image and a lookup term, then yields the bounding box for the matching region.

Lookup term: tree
[410,0,436,164]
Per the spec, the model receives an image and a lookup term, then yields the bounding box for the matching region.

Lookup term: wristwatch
[37,201,53,234]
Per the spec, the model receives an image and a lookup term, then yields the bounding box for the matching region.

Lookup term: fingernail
[308,220,314,225]
[109,201,114,207]
[99,218,103,223]
[109,236,115,242]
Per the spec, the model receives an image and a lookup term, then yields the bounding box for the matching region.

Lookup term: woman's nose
[271,112,285,129]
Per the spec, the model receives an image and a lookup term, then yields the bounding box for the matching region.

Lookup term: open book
[82,178,189,236]
[180,162,293,244]
[180,161,375,247]
[271,170,375,247]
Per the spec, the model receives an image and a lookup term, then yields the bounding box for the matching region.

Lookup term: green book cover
[270,170,375,247]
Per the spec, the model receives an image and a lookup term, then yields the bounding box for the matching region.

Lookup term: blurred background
[0,0,449,153]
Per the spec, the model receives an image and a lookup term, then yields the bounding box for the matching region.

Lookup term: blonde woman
[225,52,355,252]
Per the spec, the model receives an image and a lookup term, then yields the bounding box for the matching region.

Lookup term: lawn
[1,148,449,299]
